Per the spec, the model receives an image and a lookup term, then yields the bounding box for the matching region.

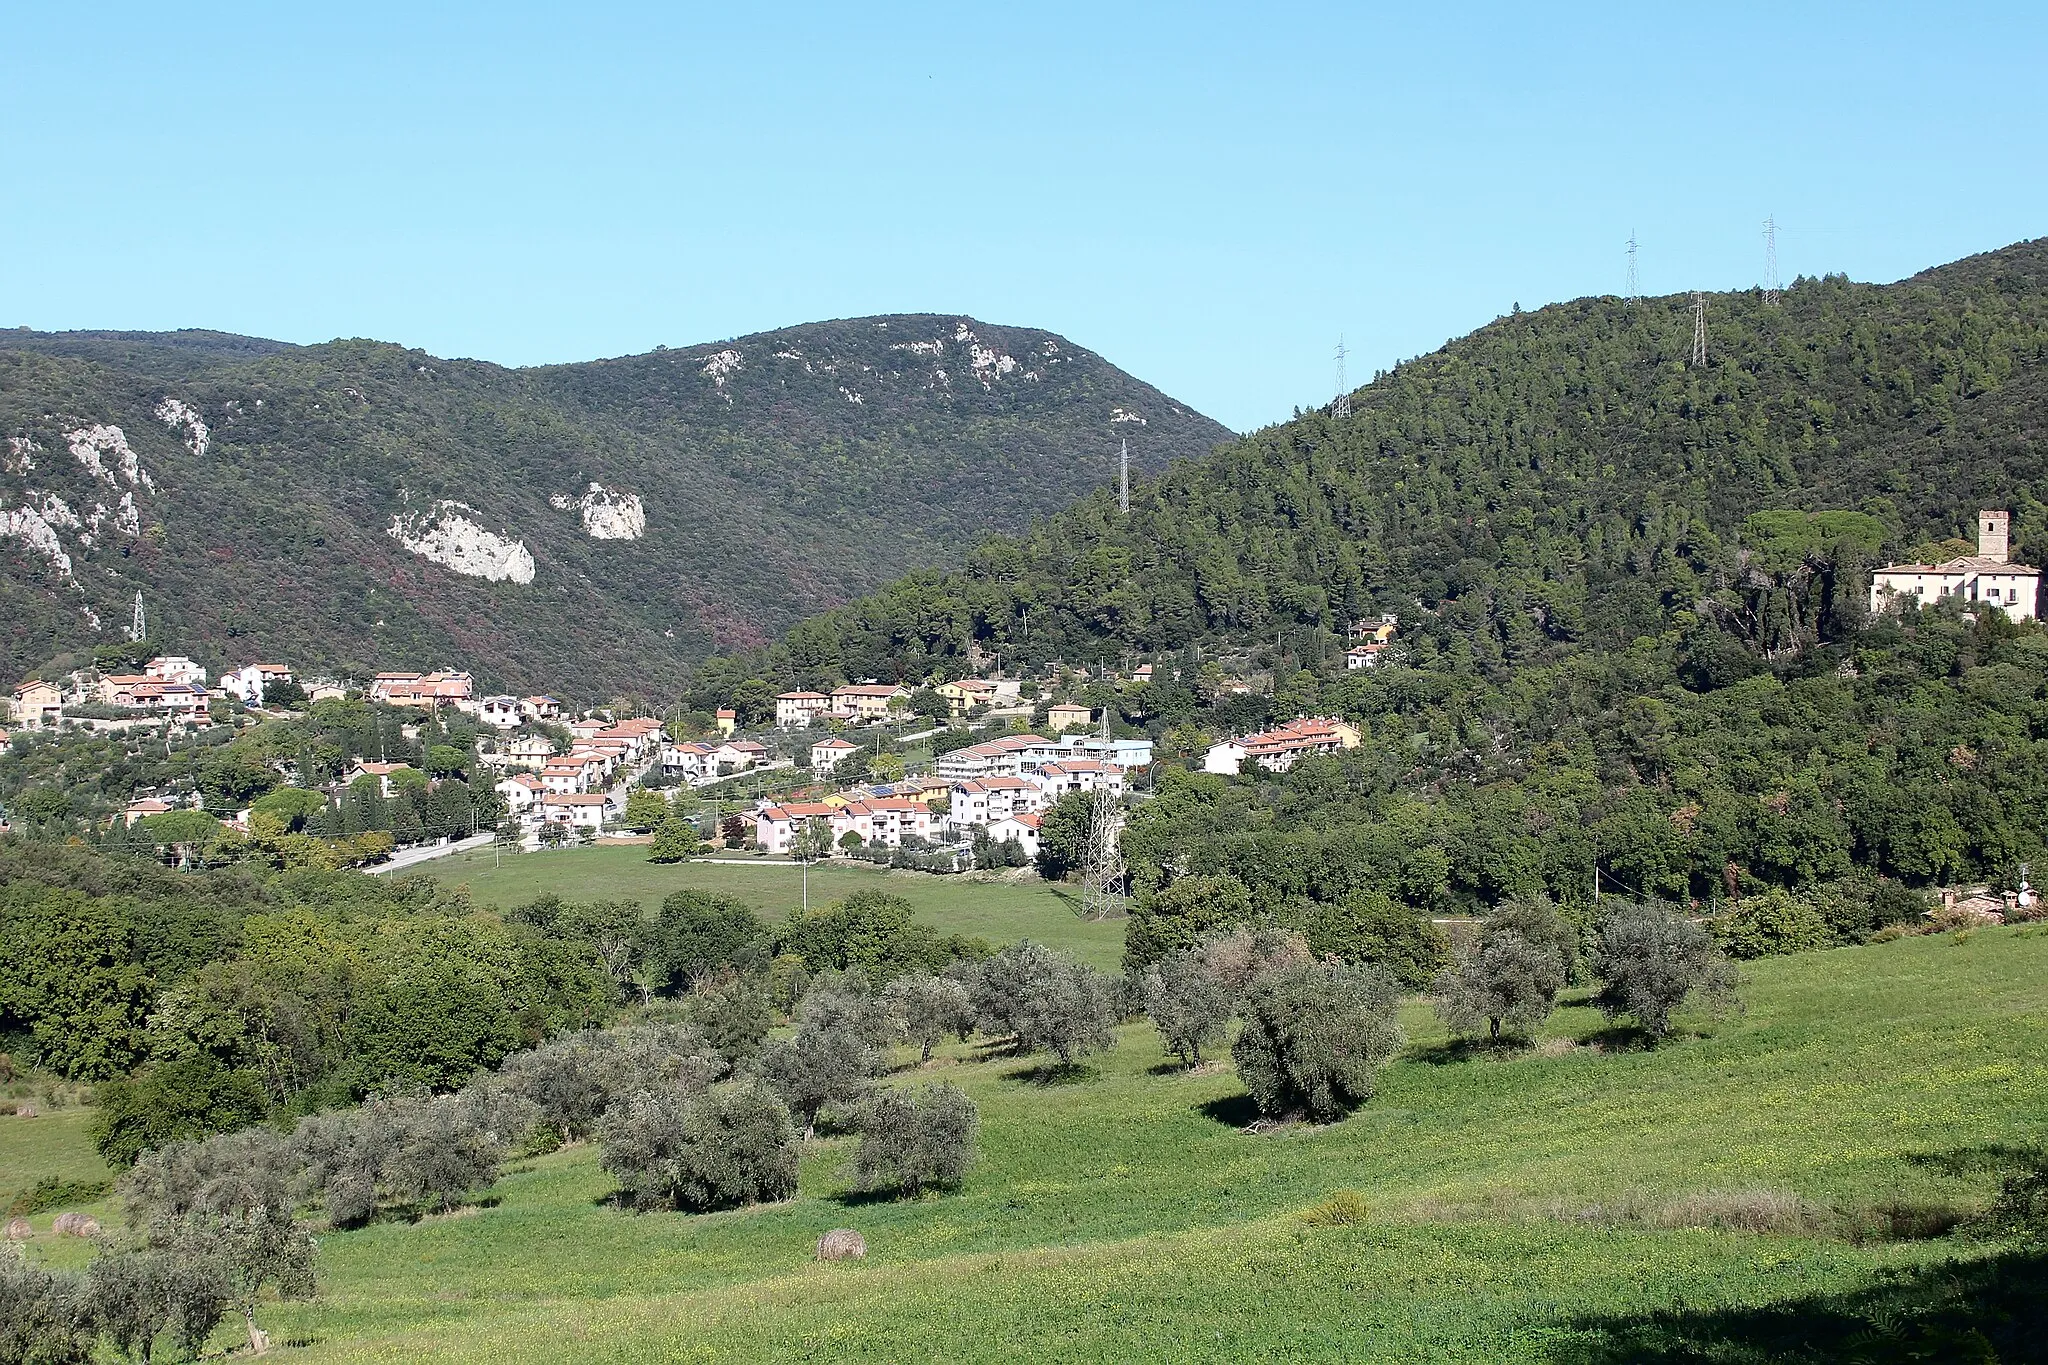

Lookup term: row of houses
[1202,717,1363,776]
[753,750,1129,859]
[934,732,1153,781]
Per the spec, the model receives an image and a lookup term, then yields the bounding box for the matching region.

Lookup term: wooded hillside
[0,317,1228,696]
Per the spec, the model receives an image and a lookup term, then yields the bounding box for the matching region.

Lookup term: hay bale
[13,1103,37,1119]
[3,1217,30,1241]
[815,1228,866,1261]
[50,1213,99,1238]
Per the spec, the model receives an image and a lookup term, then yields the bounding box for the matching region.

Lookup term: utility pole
[128,591,146,644]
[1690,292,1708,367]
[1625,232,1640,305]
[1118,440,1130,515]
[1078,711,1126,921]
[1762,215,1780,306]
[1333,336,1350,419]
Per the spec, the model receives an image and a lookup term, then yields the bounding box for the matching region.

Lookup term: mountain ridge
[0,315,1230,695]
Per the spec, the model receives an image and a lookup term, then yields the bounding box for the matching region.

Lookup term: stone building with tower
[1869,509,2038,622]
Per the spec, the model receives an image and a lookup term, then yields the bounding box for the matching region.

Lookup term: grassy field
[16,924,2034,1360]
[420,845,1126,968]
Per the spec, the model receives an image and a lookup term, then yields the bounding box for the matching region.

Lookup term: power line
[1690,292,1708,367]
[1625,232,1640,305]
[1762,215,1780,305]
[1333,336,1351,419]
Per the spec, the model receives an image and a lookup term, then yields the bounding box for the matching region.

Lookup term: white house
[145,656,208,687]
[1204,717,1362,776]
[478,696,524,729]
[539,791,613,833]
[1870,510,2039,621]
[1032,760,1125,802]
[986,810,1042,859]
[949,776,1045,827]
[494,772,543,815]
[220,662,292,704]
[776,691,832,728]
[811,736,860,776]
[1051,733,1152,770]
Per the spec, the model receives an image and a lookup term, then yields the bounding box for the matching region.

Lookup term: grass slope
[422,847,1126,968]
[201,925,2048,1360]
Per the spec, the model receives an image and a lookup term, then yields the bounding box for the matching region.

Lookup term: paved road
[368,831,496,875]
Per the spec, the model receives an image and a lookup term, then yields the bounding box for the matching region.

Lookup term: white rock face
[553,482,646,540]
[1111,406,1147,425]
[388,500,536,583]
[890,339,943,358]
[0,494,81,577]
[699,350,743,400]
[839,386,864,405]
[154,398,211,456]
[3,436,37,475]
[65,425,154,491]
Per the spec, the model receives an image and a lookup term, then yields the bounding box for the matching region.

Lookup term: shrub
[600,1078,798,1211]
[851,1082,979,1197]
[1712,889,1835,959]
[1595,902,1740,1038]
[973,941,1117,1068]
[1140,947,1232,1066]
[882,974,975,1063]
[1233,961,1404,1121]
[7,1177,111,1218]
[1302,1189,1372,1226]
[1300,890,1449,989]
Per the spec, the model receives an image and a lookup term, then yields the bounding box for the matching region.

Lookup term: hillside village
[1,636,1402,871]
[9,512,2044,873]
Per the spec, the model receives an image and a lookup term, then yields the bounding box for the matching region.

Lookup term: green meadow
[419,845,1126,968]
[18,925,2043,1360]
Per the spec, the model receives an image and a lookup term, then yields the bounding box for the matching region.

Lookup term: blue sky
[4,2,2044,432]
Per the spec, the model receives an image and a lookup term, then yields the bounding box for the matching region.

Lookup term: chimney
[1978,509,2010,563]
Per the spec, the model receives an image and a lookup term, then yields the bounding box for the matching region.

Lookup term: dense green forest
[699,241,2048,691]
[692,240,2048,925]
[0,318,1227,696]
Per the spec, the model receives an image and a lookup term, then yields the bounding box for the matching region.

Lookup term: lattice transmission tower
[1333,336,1350,419]
[1117,439,1130,514]
[128,591,146,644]
[1625,232,1640,305]
[1762,215,1780,305]
[1078,713,1127,921]
[1690,292,1708,367]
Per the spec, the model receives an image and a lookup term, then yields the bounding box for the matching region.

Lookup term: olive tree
[1140,947,1232,1066]
[882,974,974,1063]
[974,941,1117,1069]
[852,1083,979,1197]
[600,1078,798,1211]
[1435,899,1575,1042]
[1595,901,1739,1039]
[1233,961,1404,1121]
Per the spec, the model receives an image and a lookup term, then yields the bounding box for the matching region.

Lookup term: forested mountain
[695,241,2048,927]
[0,317,1227,696]
[707,239,2048,693]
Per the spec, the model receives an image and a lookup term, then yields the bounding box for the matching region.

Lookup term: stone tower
[1978,509,2010,563]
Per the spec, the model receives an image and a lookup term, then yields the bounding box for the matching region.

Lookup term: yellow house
[715,708,737,737]
[10,679,63,728]
[934,679,998,716]
[1046,702,1094,733]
